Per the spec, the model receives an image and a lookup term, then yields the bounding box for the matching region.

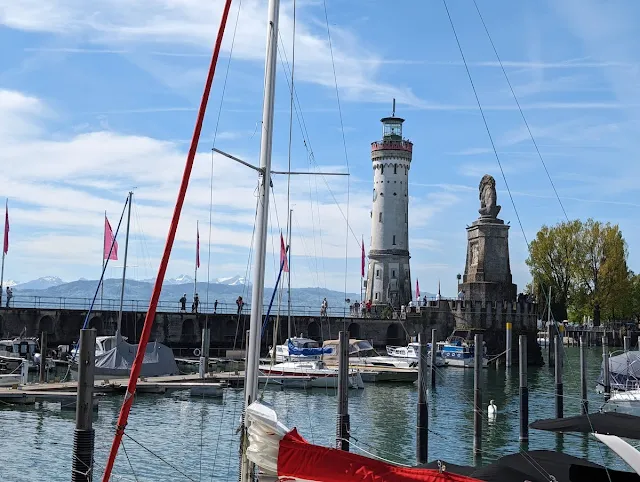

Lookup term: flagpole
[0,199,6,307]
[117,192,133,337]
[101,210,106,309]
[194,220,198,304]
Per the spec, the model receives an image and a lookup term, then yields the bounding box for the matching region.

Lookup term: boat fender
[194,348,201,357]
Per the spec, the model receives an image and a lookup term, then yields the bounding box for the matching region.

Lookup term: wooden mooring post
[72,328,96,482]
[505,322,512,368]
[473,334,483,461]
[39,331,48,383]
[603,336,611,401]
[555,335,563,419]
[519,335,528,442]
[580,335,588,415]
[430,328,437,388]
[416,332,428,464]
[336,331,350,451]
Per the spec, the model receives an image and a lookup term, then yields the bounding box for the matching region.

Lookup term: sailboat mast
[194,220,198,299]
[287,208,292,339]
[117,192,133,336]
[101,210,106,308]
[242,0,280,478]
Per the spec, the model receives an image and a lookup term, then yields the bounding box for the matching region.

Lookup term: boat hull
[258,365,364,389]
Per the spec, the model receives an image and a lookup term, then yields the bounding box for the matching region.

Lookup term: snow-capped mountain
[215,276,247,286]
[15,276,65,290]
[1,279,17,288]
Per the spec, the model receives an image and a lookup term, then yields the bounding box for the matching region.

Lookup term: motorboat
[258,360,364,389]
[385,342,447,367]
[0,336,47,371]
[438,329,489,368]
[268,337,331,363]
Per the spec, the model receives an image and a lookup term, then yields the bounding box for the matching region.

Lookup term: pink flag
[196,223,200,269]
[361,237,365,278]
[3,200,8,255]
[103,216,118,260]
[416,279,420,299]
[280,232,289,272]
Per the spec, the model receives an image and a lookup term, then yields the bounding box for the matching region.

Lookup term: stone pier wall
[0,300,542,364]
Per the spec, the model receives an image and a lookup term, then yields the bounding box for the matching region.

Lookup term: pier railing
[3,295,366,318]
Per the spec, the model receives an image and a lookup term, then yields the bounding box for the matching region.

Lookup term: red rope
[101,1,234,479]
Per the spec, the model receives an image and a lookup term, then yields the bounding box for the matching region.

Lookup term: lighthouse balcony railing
[371,140,413,152]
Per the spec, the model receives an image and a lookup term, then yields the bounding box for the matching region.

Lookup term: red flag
[196,223,200,269]
[103,216,118,260]
[280,232,288,272]
[3,200,8,255]
[416,279,420,299]
[361,237,365,277]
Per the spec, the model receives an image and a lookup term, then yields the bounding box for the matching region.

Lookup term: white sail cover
[94,339,179,378]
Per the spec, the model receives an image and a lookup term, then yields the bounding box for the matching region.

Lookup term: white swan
[488,400,497,416]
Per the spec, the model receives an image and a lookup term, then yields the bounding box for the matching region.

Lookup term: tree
[526,220,582,321]
[575,219,629,324]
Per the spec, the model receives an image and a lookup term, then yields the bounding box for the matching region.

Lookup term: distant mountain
[9,276,358,313]
[1,280,17,288]
[15,276,65,290]
[144,274,248,286]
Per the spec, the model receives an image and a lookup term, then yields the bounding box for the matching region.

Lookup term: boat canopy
[597,351,640,390]
[94,338,179,378]
[287,339,332,357]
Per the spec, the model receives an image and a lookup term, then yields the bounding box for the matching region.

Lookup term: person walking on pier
[179,293,187,312]
[320,297,328,319]
[192,293,199,313]
[236,296,244,316]
[5,286,12,308]
[214,299,218,314]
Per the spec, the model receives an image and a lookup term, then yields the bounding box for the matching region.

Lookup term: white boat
[259,360,364,389]
[322,338,428,369]
[268,337,327,363]
[438,330,489,368]
[385,342,447,367]
[0,337,43,370]
[0,373,21,387]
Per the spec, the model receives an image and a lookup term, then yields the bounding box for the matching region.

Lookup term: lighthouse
[365,101,412,308]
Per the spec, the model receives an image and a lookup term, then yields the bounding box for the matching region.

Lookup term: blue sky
[0,0,639,297]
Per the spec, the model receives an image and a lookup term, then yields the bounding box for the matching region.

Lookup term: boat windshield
[350,340,377,357]
[289,339,320,349]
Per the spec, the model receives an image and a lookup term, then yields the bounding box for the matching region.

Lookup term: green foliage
[527,218,635,324]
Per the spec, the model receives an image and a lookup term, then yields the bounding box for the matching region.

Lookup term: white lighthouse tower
[365,101,412,308]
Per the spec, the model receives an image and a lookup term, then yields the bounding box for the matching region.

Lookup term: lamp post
[456,273,461,294]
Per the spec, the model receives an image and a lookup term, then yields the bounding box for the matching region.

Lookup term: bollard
[555,335,563,419]
[20,359,29,385]
[416,333,428,464]
[72,328,96,482]
[603,336,611,401]
[39,331,48,383]
[430,328,437,388]
[336,331,350,451]
[473,334,483,460]
[580,335,588,415]
[519,335,528,442]
[505,322,512,368]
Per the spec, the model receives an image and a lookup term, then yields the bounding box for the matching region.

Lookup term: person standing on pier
[5,286,12,308]
[320,297,328,319]
[214,299,218,314]
[179,293,187,312]
[192,293,199,313]
[236,296,244,316]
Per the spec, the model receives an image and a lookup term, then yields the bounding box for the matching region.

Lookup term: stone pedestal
[459,217,517,302]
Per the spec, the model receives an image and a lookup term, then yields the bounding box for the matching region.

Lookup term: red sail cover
[277,429,482,482]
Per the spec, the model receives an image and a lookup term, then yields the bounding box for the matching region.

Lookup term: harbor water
[0,346,629,481]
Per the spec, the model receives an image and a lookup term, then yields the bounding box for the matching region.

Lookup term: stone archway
[88,316,103,334]
[307,321,321,341]
[182,318,196,336]
[38,315,54,335]
[348,323,360,339]
[386,323,404,346]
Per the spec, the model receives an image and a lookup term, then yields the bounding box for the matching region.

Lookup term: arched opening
[182,318,196,336]
[38,315,54,335]
[307,321,321,341]
[386,323,404,346]
[348,323,360,339]
[88,316,103,334]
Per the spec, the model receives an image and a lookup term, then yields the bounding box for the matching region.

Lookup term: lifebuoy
[194,348,201,357]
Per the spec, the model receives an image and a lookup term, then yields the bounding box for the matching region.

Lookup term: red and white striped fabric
[246,402,482,482]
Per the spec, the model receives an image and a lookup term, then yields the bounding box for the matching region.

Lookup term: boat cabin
[321,339,377,360]
[0,338,38,358]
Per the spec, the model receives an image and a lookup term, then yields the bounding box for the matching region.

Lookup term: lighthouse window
[376,269,380,278]
[378,212,382,223]
[393,235,396,245]
[381,165,384,174]
[392,270,396,277]
[394,164,397,174]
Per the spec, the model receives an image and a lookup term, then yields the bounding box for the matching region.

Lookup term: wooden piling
[548,324,555,367]
[555,335,563,419]
[603,336,611,401]
[505,322,512,368]
[473,334,483,460]
[624,336,631,353]
[580,335,588,415]
[519,335,528,442]
[39,331,47,383]
[336,331,350,451]
[430,328,437,388]
[72,328,96,482]
[417,332,428,464]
